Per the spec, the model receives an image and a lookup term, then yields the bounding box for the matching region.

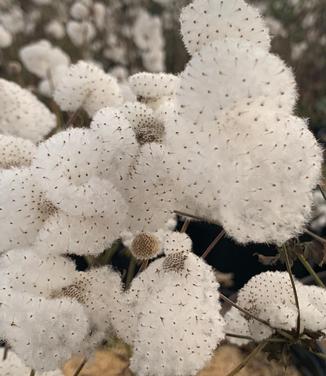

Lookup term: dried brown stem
[72,357,88,376]
[282,245,301,338]
[201,230,226,259]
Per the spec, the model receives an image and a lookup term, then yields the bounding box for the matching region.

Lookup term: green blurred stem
[297,254,326,288]
[126,256,137,289]
[226,340,268,376]
[282,245,301,337]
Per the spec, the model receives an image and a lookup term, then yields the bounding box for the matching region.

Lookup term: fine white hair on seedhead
[51,266,123,354]
[120,102,166,145]
[32,127,127,217]
[163,232,192,255]
[0,168,57,253]
[129,72,179,102]
[19,39,70,79]
[54,61,123,116]
[123,143,176,233]
[0,248,76,297]
[0,292,89,372]
[0,79,56,143]
[176,39,297,126]
[0,350,64,376]
[224,307,251,346]
[35,210,123,256]
[0,135,37,169]
[90,107,139,187]
[214,106,322,244]
[180,0,271,55]
[236,271,326,340]
[123,251,225,376]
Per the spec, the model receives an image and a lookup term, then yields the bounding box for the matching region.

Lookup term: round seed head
[131,232,161,260]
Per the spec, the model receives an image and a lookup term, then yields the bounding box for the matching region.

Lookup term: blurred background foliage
[0,0,325,133]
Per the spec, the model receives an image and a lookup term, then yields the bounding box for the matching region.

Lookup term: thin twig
[180,218,191,233]
[174,210,205,221]
[137,259,149,275]
[282,245,301,337]
[305,229,326,245]
[220,294,293,340]
[2,344,9,360]
[225,333,254,341]
[72,357,88,376]
[66,108,82,128]
[226,340,269,376]
[125,257,137,289]
[297,254,326,288]
[29,370,36,376]
[318,184,326,201]
[202,230,226,259]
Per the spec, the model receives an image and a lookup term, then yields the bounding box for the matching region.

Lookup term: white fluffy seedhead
[163,232,192,255]
[0,350,63,376]
[126,253,225,376]
[180,0,271,55]
[215,105,322,244]
[0,168,56,252]
[90,107,138,186]
[236,271,326,339]
[0,248,76,297]
[32,128,128,217]
[19,40,70,79]
[224,307,251,346]
[52,267,123,351]
[35,210,123,256]
[0,292,89,372]
[120,102,166,145]
[0,135,36,169]
[124,143,176,233]
[0,79,56,142]
[177,39,297,126]
[129,73,179,102]
[54,61,123,116]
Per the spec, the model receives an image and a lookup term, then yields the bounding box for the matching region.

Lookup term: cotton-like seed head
[0,350,64,376]
[127,252,225,376]
[130,232,161,260]
[163,232,192,255]
[32,127,128,218]
[0,168,57,252]
[35,210,123,257]
[54,61,123,116]
[180,0,271,55]
[0,248,77,297]
[19,39,70,79]
[120,102,165,145]
[0,79,56,143]
[0,135,36,169]
[0,292,89,372]
[177,39,297,126]
[129,72,179,101]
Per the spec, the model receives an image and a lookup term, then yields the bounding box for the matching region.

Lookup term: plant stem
[29,370,35,376]
[126,256,137,289]
[72,357,88,376]
[220,294,293,341]
[305,229,326,245]
[202,230,225,259]
[318,184,326,201]
[2,344,9,360]
[225,333,254,341]
[297,254,326,288]
[180,218,191,233]
[226,341,268,376]
[282,245,301,337]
